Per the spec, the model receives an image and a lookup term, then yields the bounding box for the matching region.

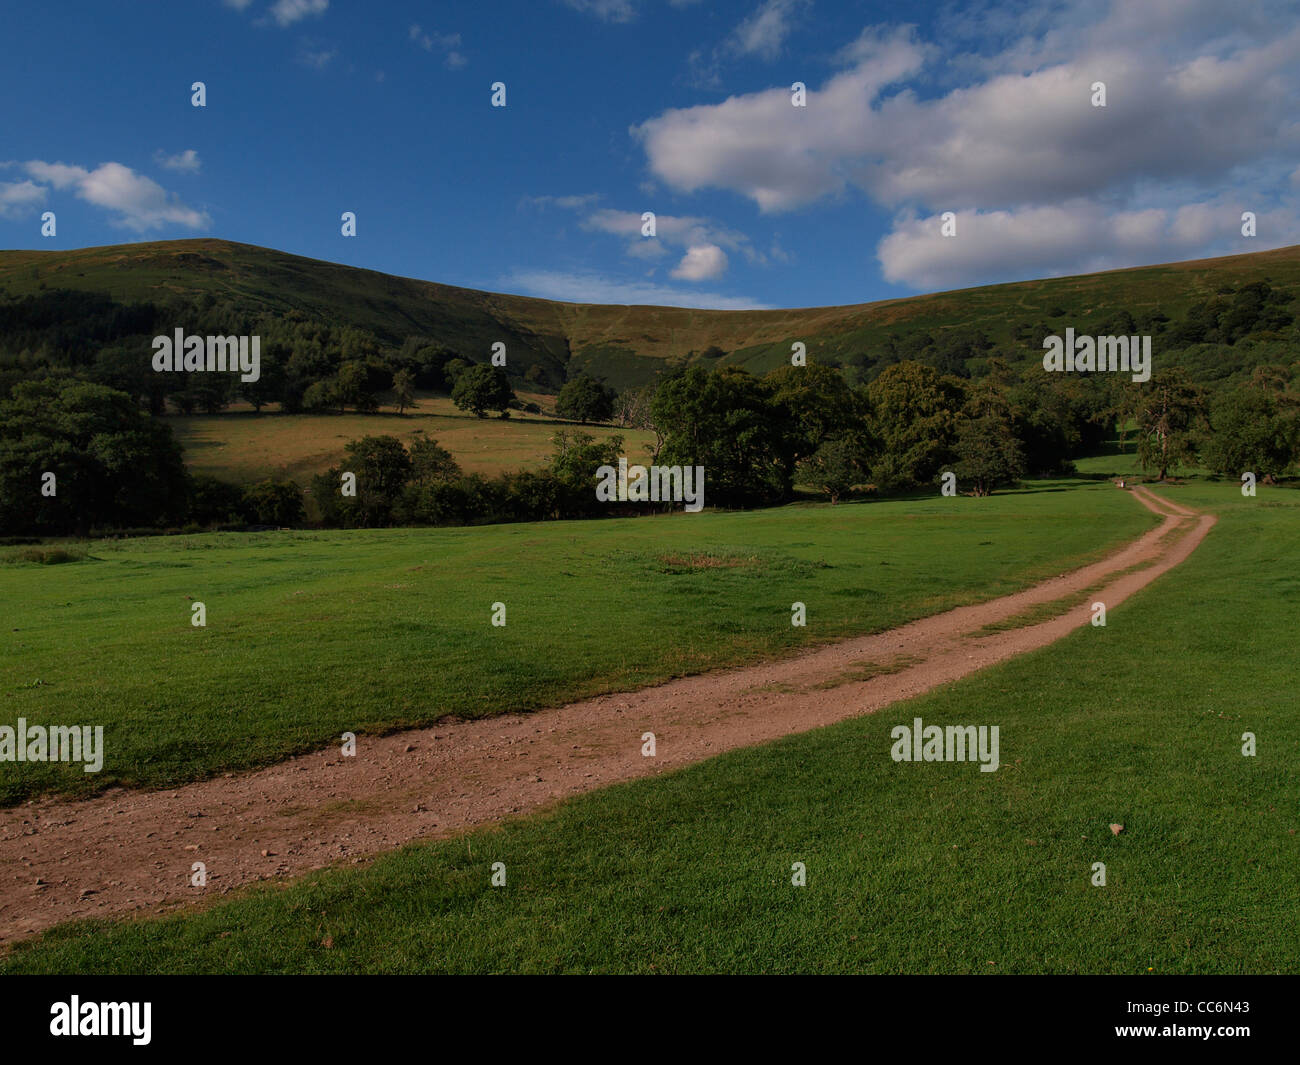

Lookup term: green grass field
[0,481,1155,806]
[165,394,654,485]
[1072,440,1213,480]
[3,480,1295,974]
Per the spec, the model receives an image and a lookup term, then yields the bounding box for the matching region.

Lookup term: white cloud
[269,0,328,28]
[24,161,88,190]
[0,180,46,218]
[730,0,806,60]
[20,160,209,232]
[523,192,603,211]
[636,6,1300,287]
[153,149,201,173]
[643,17,1300,212]
[580,207,756,261]
[686,0,810,89]
[626,238,669,260]
[297,44,336,69]
[671,243,729,280]
[506,269,768,309]
[637,25,929,212]
[523,198,760,272]
[410,24,467,69]
[877,200,1300,290]
[222,0,254,9]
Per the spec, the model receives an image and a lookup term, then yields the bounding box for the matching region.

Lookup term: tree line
[3,353,1297,537]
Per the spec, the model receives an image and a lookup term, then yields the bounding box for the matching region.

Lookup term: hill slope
[1,239,1298,389]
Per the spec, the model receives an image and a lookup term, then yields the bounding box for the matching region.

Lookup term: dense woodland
[1,278,1297,536]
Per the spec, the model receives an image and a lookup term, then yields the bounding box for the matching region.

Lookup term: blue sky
[2,0,1298,309]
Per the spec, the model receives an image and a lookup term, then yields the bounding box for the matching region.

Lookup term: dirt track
[0,486,1215,944]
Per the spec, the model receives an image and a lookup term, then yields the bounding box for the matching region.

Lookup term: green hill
[2,238,1297,391]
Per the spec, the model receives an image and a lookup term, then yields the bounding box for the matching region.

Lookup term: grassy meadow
[3,480,1295,974]
[165,393,655,485]
[0,480,1155,806]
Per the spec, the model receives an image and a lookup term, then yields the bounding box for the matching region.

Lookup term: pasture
[3,482,1295,973]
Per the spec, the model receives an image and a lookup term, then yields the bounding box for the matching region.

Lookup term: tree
[0,378,187,535]
[1125,370,1207,480]
[797,431,875,504]
[953,412,1025,496]
[171,388,197,415]
[764,363,860,464]
[442,358,473,389]
[615,382,657,431]
[239,350,283,412]
[280,375,307,413]
[392,368,417,414]
[408,434,461,486]
[451,364,515,418]
[556,373,616,424]
[327,435,414,525]
[867,361,964,490]
[1004,367,1108,476]
[1201,382,1298,482]
[302,379,340,412]
[336,361,378,413]
[187,474,246,527]
[548,430,625,517]
[651,366,800,508]
[241,479,305,526]
[500,469,565,521]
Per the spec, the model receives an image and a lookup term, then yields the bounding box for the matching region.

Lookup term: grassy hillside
[2,239,1298,389]
[0,480,1153,805]
[5,481,1295,974]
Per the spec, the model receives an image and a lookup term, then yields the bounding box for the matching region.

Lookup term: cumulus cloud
[635,3,1300,287]
[18,160,209,232]
[523,198,761,280]
[600,210,756,276]
[153,149,201,173]
[0,180,46,218]
[637,25,929,211]
[626,238,669,260]
[24,161,87,190]
[671,243,729,280]
[878,199,1300,291]
[583,207,745,245]
[506,269,768,309]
